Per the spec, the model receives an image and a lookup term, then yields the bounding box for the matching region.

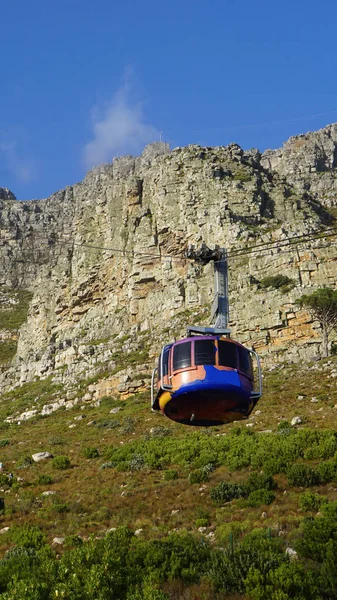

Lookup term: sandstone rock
[285,547,298,560]
[291,416,302,426]
[52,537,65,546]
[31,452,53,462]
[0,527,10,534]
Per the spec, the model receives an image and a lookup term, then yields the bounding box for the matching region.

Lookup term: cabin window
[238,346,253,377]
[158,346,170,380]
[173,342,191,371]
[195,339,215,365]
[218,340,237,369]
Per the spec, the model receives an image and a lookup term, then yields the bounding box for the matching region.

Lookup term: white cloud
[83,81,160,169]
[0,141,35,183]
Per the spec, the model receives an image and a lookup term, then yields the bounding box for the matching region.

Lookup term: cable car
[151,245,262,426]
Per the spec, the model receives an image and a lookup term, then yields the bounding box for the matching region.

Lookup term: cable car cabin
[151,336,262,426]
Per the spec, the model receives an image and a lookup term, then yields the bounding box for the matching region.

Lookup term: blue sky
[1,0,337,200]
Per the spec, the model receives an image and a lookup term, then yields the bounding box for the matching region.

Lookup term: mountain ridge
[0,124,337,400]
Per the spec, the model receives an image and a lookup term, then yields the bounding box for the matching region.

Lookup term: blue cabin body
[152,335,261,426]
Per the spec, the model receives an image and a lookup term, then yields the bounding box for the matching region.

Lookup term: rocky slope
[1,126,337,405]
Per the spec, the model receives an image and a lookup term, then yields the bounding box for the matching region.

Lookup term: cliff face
[261,123,337,207]
[1,128,337,402]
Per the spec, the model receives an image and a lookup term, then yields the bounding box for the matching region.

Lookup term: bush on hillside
[162,469,179,481]
[210,481,246,504]
[245,473,277,494]
[286,464,321,487]
[259,274,295,292]
[317,460,337,483]
[82,446,100,459]
[246,489,276,507]
[37,474,53,485]
[52,456,71,470]
[299,492,326,512]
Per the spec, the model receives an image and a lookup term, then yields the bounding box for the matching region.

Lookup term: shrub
[246,489,275,507]
[210,481,246,504]
[246,473,277,494]
[48,436,65,445]
[194,507,211,525]
[245,560,321,600]
[82,446,100,459]
[321,500,337,519]
[317,460,337,483]
[37,474,53,485]
[287,464,321,487]
[296,517,337,562]
[299,492,326,512]
[148,427,172,438]
[11,525,47,549]
[96,419,120,429]
[260,274,295,292]
[120,417,136,433]
[52,456,71,470]
[0,473,13,488]
[277,420,292,433]
[233,169,252,182]
[129,453,146,471]
[64,535,83,547]
[262,456,289,476]
[163,470,179,481]
[51,501,70,513]
[189,469,209,484]
[195,518,209,528]
[209,533,287,594]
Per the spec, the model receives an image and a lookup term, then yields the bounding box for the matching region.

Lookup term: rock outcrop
[1,125,337,401]
[261,123,337,207]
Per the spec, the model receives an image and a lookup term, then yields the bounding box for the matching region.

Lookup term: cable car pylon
[185,243,230,336]
[151,243,262,426]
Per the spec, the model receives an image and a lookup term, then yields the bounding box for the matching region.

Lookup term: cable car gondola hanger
[151,244,262,426]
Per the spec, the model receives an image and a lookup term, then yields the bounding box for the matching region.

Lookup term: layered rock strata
[0,128,337,398]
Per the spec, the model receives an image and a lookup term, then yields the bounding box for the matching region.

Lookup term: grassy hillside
[0,356,337,598]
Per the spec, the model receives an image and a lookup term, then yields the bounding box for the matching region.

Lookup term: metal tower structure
[185,243,230,337]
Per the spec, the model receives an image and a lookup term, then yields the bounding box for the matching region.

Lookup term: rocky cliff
[261,122,337,207]
[1,126,337,411]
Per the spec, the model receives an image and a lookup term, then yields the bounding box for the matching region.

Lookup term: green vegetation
[81,446,100,459]
[52,456,71,470]
[233,168,252,182]
[36,474,53,485]
[0,341,17,366]
[0,377,64,419]
[297,287,337,356]
[0,358,335,598]
[0,522,337,598]
[259,274,296,293]
[299,491,327,512]
[0,289,33,330]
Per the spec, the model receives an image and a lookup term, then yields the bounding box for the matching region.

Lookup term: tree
[296,288,337,357]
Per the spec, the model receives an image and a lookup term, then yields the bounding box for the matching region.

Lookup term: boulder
[32,452,53,463]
